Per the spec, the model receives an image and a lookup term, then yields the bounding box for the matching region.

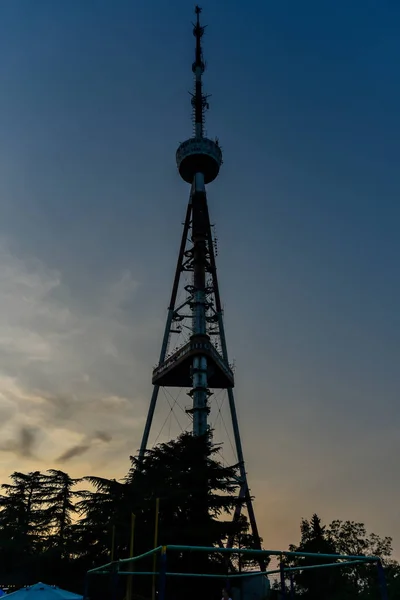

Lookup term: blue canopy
[5,583,82,600]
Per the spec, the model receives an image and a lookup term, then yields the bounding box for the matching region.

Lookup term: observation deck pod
[152,336,234,388]
[176,137,222,184]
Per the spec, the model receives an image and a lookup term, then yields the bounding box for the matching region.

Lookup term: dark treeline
[0,433,257,600]
[0,432,398,600]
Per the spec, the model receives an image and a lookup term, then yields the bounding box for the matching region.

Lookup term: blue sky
[0,0,399,555]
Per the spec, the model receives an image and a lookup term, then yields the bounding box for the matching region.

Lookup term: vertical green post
[280,559,286,599]
[126,513,136,600]
[377,561,388,600]
[111,524,116,562]
[158,546,167,600]
[83,575,89,600]
[238,535,242,574]
[111,563,119,600]
[289,574,295,599]
[152,498,160,600]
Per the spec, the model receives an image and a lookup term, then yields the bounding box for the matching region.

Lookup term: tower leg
[227,388,265,568]
[139,385,161,459]
[205,205,264,565]
[138,201,192,458]
[228,387,263,555]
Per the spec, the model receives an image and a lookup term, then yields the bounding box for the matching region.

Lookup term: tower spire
[192,5,207,138]
[138,6,264,568]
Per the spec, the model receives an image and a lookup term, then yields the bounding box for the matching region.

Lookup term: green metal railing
[85,543,388,600]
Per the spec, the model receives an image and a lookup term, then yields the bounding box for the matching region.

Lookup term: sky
[0,0,399,557]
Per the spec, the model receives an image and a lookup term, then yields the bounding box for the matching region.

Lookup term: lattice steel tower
[139,5,262,556]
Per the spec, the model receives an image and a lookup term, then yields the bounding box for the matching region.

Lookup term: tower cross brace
[139,5,264,568]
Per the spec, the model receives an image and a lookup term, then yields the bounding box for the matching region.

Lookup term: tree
[287,515,398,600]
[127,432,252,551]
[73,477,126,566]
[126,432,257,599]
[40,470,81,553]
[382,561,400,600]
[0,471,48,582]
[0,471,47,548]
[328,519,393,559]
[288,514,341,600]
[69,432,257,600]
[327,520,395,599]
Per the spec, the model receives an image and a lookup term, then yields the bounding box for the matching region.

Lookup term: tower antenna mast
[192,4,208,138]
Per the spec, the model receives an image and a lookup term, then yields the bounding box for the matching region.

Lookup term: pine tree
[0,471,47,552]
[71,432,259,599]
[73,477,127,566]
[0,471,48,582]
[40,470,80,554]
[288,514,341,600]
[127,432,248,551]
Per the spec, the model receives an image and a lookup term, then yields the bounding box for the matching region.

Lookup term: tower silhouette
[139,5,263,557]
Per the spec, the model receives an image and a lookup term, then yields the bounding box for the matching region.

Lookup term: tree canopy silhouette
[275,514,399,600]
[0,438,398,600]
[0,432,258,597]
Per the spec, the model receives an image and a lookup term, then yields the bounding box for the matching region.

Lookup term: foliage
[286,514,341,600]
[283,514,398,600]
[127,432,246,549]
[0,432,259,598]
[0,470,80,585]
[40,470,80,546]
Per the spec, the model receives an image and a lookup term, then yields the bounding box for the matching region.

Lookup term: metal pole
[290,574,295,599]
[154,545,379,562]
[158,546,167,600]
[111,565,119,600]
[111,524,116,562]
[238,535,242,574]
[83,575,89,600]
[126,513,136,600]
[377,561,388,600]
[130,512,136,555]
[280,560,286,599]
[152,498,160,600]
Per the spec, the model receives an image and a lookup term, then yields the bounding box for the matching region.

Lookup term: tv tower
[139,6,263,557]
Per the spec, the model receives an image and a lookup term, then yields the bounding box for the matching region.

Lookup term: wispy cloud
[0,426,38,458]
[56,431,113,463]
[0,239,155,475]
[57,444,91,463]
